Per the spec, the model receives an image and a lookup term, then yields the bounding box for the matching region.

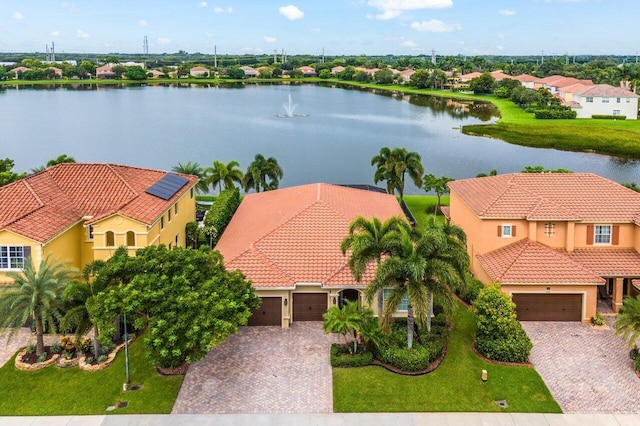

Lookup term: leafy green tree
[521,165,573,173]
[125,66,147,80]
[102,56,119,64]
[172,161,208,194]
[258,68,273,78]
[374,68,394,84]
[323,301,367,353]
[622,182,640,193]
[472,283,532,363]
[423,174,454,215]
[353,71,371,82]
[204,160,244,193]
[0,257,77,356]
[318,69,331,79]
[476,169,497,178]
[87,245,260,368]
[0,158,27,186]
[111,65,126,79]
[336,66,356,81]
[341,216,411,317]
[614,296,640,347]
[242,154,283,193]
[0,67,7,81]
[371,147,424,200]
[469,72,496,94]
[409,69,430,88]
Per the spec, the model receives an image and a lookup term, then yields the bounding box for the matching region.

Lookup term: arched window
[106,231,115,247]
[126,231,135,247]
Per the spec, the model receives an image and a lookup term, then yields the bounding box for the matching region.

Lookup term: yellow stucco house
[0,163,198,284]
[446,173,640,323]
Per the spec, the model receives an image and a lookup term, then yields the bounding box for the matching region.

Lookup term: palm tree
[365,222,468,348]
[243,154,284,193]
[371,147,424,200]
[60,260,108,358]
[341,216,410,318]
[614,296,640,348]
[322,301,365,354]
[204,160,244,193]
[172,161,208,194]
[0,256,77,356]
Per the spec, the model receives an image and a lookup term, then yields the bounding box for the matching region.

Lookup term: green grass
[403,195,449,230]
[0,335,183,415]
[333,304,561,413]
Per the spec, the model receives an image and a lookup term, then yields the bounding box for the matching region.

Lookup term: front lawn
[0,334,183,415]
[333,303,560,413]
[403,195,448,229]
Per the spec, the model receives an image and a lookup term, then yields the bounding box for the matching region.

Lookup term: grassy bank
[333,303,560,413]
[0,335,182,415]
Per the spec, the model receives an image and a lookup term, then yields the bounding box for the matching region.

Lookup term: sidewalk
[2,413,640,426]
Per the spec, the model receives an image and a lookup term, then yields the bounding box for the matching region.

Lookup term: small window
[126,231,135,247]
[106,231,115,247]
[613,110,621,116]
[602,97,609,103]
[383,289,408,312]
[594,225,611,244]
[160,216,165,230]
[627,98,631,103]
[616,97,621,103]
[0,246,27,269]
[500,225,513,238]
[168,209,172,222]
[544,222,555,238]
[586,97,593,103]
[174,203,178,215]
[190,188,194,199]
[175,234,179,247]
[168,242,172,250]
[88,225,94,240]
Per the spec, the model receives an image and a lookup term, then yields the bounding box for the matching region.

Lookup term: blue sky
[1,0,637,57]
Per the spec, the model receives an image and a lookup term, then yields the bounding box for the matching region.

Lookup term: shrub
[60,336,75,352]
[636,356,640,372]
[203,188,241,246]
[591,312,605,326]
[534,109,577,119]
[38,353,47,363]
[473,283,533,363]
[592,114,626,120]
[51,342,62,353]
[64,351,73,360]
[101,342,115,355]
[86,356,94,364]
[97,354,108,364]
[78,338,92,354]
[377,338,445,371]
[457,274,485,305]
[27,343,37,354]
[330,344,373,367]
[630,346,639,360]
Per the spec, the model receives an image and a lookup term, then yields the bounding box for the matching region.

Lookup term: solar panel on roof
[145,173,189,200]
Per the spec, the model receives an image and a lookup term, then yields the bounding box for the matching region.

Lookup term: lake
[2,83,639,194]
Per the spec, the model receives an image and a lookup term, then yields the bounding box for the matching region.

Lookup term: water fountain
[278,94,307,118]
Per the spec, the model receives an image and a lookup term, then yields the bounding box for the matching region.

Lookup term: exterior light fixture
[482,369,488,382]
[546,287,551,294]
[333,297,337,305]
[283,298,288,306]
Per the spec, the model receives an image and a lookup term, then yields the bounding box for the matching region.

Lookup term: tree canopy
[0,158,27,187]
[242,154,283,193]
[371,147,424,200]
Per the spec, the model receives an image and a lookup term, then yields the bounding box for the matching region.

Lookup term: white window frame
[383,289,408,312]
[602,97,609,104]
[0,246,25,270]
[594,225,612,245]
[501,224,512,238]
[586,97,593,103]
[613,110,621,116]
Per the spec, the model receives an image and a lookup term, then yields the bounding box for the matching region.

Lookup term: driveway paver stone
[172,323,337,414]
[522,318,640,414]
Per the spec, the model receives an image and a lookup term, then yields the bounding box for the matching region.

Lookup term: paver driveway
[521,319,640,414]
[172,322,336,414]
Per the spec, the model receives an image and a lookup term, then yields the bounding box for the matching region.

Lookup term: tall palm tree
[204,160,244,193]
[243,154,284,193]
[371,147,424,200]
[172,161,208,194]
[614,296,640,348]
[60,260,108,358]
[341,216,410,318]
[0,256,77,356]
[365,222,468,348]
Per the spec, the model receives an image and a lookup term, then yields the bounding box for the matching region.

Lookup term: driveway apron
[172,322,335,414]
[521,319,640,414]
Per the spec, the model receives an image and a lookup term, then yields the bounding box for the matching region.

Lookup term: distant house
[331,66,345,75]
[147,69,165,79]
[298,66,317,77]
[354,67,378,77]
[46,66,63,79]
[239,66,257,78]
[538,75,593,94]
[189,66,210,77]
[447,173,640,322]
[398,69,415,82]
[512,74,543,90]
[566,84,639,119]
[10,66,30,79]
[96,65,115,79]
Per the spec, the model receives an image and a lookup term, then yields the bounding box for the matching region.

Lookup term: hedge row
[592,114,626,120]
[330,344,374,367]
[203,188,241,246]
[376,337,445,371]
[534,109,577,119]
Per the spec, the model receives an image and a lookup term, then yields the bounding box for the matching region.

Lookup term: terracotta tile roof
[567,249,640,277]
[513,74,542,83]
[572,84,640,98]
[540,75,593,88]
[477,239,604,285]
[216,183,406,288]
[448,173,640,222]
[0,163,197,242]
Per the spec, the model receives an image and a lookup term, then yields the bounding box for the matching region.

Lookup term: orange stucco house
[446,173,640,322]
[215,183,406,327]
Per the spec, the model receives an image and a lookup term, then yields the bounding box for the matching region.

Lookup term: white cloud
[401,40,418,48]
[279,5,304,20]
[242,47,264,53]
[499,9,516,15]
[227,7,233,13]
[367,0,452,19]
[139,19,148,27]
[76,29,90,38]
[198,1,208,7]
[13,12,25,20]
[410,19,461,32]
[158,37,171,45]
[214,7,223,13]
[264,36,277,43]
[51,30,60,36]
[497,45,504,50]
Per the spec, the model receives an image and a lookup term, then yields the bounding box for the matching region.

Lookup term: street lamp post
[123,311,130,390]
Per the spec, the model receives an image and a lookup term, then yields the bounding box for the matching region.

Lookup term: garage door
[512,293,582,321]
[293,293,327,321]
[247,297,282,326]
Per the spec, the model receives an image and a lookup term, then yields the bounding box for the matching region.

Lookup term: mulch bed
[20,346,56,364]
[155,362,189,376]
[471,342,532,367]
